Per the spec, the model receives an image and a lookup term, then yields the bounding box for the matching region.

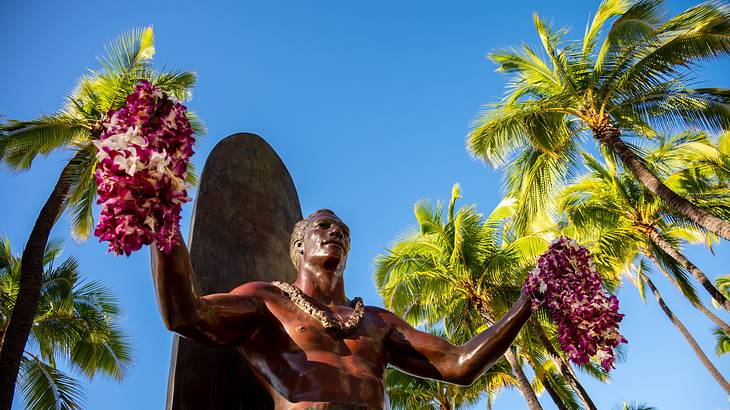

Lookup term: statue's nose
[328,227,343,239]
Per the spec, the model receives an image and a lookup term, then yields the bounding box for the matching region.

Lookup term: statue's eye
[317,222,330,229]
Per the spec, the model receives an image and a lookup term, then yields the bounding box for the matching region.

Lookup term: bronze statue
[151,207,536,410]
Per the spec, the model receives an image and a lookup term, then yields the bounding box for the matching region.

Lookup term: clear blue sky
[1,1,729,409]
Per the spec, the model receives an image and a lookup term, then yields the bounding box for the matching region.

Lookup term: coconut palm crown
[0,237,131,410]
[468,0,730,239]
[374,184,608,410]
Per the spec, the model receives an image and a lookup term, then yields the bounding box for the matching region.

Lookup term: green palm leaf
[713,327,730,356]
[18,355,84,410]
[1,115,88,170]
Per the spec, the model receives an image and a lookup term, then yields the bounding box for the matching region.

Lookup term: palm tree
[559,133,730,314]
[0,237,132,410]
[0,27,202,409]
[527,317,599,410]
[517,331,582,410]
[468,0,730,240]
[639,264,730,394]
[374,184,601,410]
[559,157,730,394]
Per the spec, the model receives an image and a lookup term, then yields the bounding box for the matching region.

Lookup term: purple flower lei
[523,237,627,371]
[93,80,194,256]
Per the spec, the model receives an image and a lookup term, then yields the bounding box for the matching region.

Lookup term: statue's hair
[290,209,346,270]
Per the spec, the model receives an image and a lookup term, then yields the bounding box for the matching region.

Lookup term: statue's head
[290,209,350,271]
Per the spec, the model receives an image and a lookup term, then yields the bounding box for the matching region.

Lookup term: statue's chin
[304,253,346,272]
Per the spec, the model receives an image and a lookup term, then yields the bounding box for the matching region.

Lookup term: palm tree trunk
[642,273,730,395]
[645,253,730,333]
[474,302,543,410]
[594,124,730,240]
[504,348,545,410]
[526,360,569,410]
[542,377,569,410]
[645,228,730,311]
[438,385,453,410]
[532,321,598,410]
[0,156,77,410]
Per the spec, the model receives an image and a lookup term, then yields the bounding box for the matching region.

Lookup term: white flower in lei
[271,281,365,336]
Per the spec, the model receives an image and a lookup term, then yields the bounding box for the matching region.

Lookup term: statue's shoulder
[364,306,414,329]
[230,281,283,299]
[363,305,401,325]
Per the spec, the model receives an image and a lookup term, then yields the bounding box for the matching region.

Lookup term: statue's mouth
[322,240,345,249]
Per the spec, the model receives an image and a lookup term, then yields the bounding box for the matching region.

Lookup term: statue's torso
[237,283,392,410]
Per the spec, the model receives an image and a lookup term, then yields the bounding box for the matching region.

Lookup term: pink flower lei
[524,237,627,371]
[93,80,194,256]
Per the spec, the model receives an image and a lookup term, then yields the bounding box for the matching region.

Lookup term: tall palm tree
[639,263,730,394]
[374,184,600,410]
[559,158,730,394]
[0,237,132,410]
[468,0,730,240]
[0,27,202,409]
[559,133,730,314]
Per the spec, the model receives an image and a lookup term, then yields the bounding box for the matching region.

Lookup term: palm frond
[609,1,730,104]
[584,0,635,59]
[713,327,730,356]
[63,143,98,240]
[0,115,88,171]
[69,324,132,380]
[594,0,664,71]
[19,355,84,410]
[150,70,196,102]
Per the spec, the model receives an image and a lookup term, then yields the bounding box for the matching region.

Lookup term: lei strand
[93,80,194,256]
[272,281,365,336]
[523,237,627,371]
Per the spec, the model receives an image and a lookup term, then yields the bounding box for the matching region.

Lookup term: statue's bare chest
[259,298,388,359]
[236,297,389,406]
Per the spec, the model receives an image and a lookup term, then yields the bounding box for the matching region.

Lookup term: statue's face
[300,215,350,272]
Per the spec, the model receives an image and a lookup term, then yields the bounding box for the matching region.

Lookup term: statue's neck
[293,267,347,306]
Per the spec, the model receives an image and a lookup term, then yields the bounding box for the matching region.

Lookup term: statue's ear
[296,241,304,255]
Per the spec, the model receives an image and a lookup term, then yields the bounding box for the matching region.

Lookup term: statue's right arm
[150,240,263,347]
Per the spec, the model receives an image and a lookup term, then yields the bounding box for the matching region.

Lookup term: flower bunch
[524,237,627,371]
[93,80,194,256]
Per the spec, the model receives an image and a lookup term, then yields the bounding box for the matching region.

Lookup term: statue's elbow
[441,363,479,386]
[164,316,233,347]
[162,312,200,335]
[448,371,478,387]
[445,356,495,386]
[164,317,193,334]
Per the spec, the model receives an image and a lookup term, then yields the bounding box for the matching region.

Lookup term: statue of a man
[151,209,536,409]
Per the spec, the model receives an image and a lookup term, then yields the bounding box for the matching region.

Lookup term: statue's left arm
[381,293,532,386]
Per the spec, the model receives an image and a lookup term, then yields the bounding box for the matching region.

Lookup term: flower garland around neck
[272,281,365,336]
